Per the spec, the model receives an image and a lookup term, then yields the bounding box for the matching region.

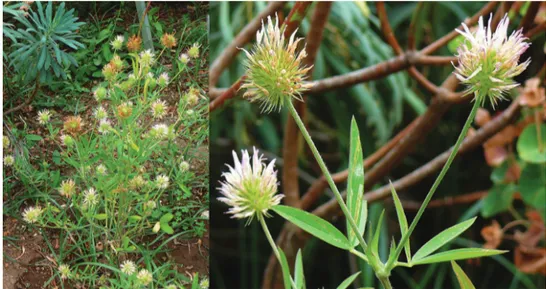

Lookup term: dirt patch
[3,217,49,289]
[14,258,54,289]
[169,223,210,278]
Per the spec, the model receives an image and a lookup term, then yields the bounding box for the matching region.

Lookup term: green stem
[378,276,393,289]
[259,216,297,289]
[385,99,481,270]
[286,100,368,251]
[350,248,369,262]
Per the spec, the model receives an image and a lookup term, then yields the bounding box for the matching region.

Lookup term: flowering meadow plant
[3,14,209,288]
[216,9,535,289]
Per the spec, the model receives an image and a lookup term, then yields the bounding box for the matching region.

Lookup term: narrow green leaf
[412,248,507,265]
[94,213,107,220]
[390,181,411,261]
[294,250,305,289]
[278,248,293,289]
[451,261,476,289]
[273,205,352,250]
[347,117,367,248]
[413,217,476,262]
[366,210,385,265]
[371,210,384,254]
[336,272,361,289]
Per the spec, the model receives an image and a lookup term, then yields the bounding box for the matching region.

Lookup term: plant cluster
[3,7,209,287]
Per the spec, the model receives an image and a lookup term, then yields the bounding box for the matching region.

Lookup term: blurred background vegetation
[209,2,545,289]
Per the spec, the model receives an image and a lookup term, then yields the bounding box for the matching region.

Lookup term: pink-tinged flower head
[240,14,313,113]
[218,147,282,222]
[454,14,531,108]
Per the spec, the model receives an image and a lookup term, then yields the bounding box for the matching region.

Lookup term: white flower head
[179,160,190,172]
[120,260,137,275]
[151,99,168,119]
[144,200,157,211]
[155,174,170,189]
[179,53,190,64]
[94,106,108,120]
[22,206,43,223]
[150,123,169,139]
[157,72,169,87]
[98,119,113,134]
[137,269,153,285]
[83,188,99,207]
[188,43,200,58]
[139,49,155,67]
[37,110,52,125]
[130,175,146,190]
[96,164,108,176]
[454,13,531,108]
[58,264,71,279]
[59,179,76,198]
[111,35,124,50]
[218,147,282,222]
[4,155,15,167]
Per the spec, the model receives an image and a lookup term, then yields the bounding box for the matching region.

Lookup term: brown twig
[209,77,246,111]
[525,21,546,39]
[418,55,458,66]
[378,1,442,95]
[209,2,286,88]
[377,2,403,55]
[518,2,540,32]
[407,2,426,51]
[400,190,488,210]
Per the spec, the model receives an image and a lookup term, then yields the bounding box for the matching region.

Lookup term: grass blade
[336,271,361,289]
[413,248,507,265]
[451,261,476,289]
[389,181,411,262]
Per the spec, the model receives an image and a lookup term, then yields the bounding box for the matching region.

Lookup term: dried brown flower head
[63,116,83,135]
[127,35,142,53]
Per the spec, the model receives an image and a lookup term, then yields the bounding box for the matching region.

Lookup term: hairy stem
[287,100,368,251]
[385,99,481,270]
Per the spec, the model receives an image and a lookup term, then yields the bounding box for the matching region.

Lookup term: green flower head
[240,15,313,113]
